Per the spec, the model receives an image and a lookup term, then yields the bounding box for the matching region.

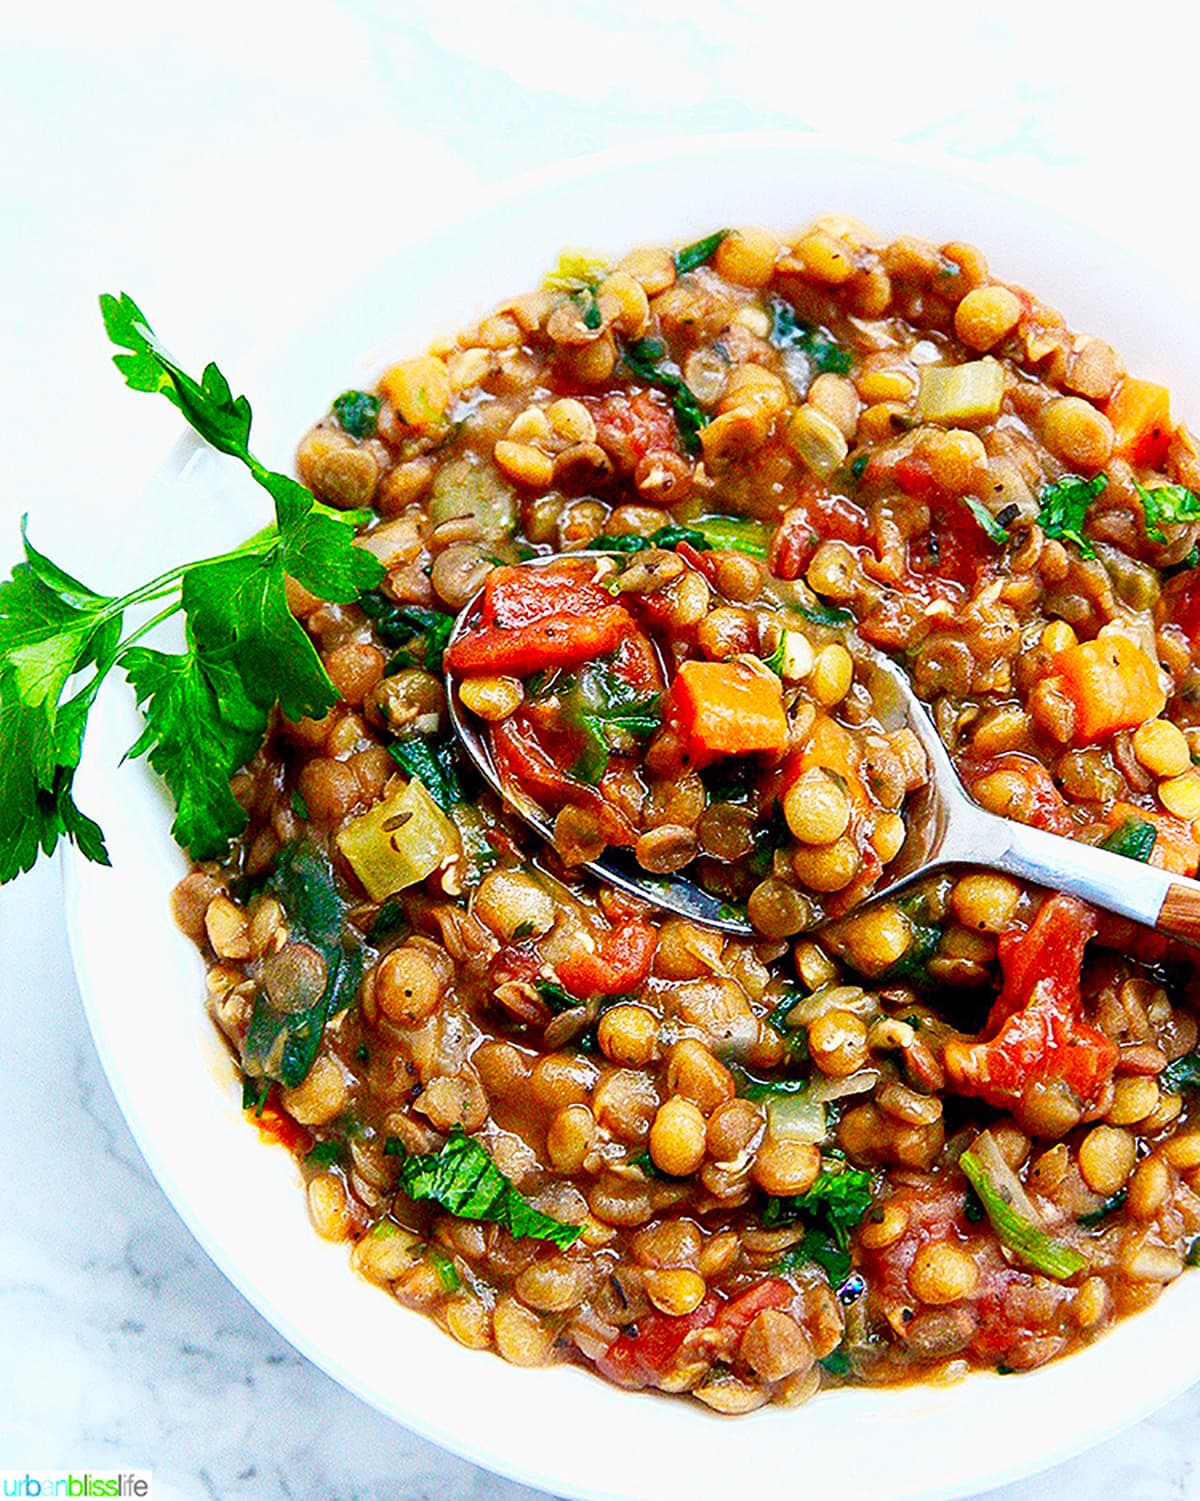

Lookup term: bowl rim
[62,127,1200,1501]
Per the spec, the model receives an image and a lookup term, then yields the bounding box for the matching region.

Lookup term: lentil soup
[175,219,1200,1412]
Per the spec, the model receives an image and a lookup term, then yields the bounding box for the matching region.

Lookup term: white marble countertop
[3,3,1200,1496]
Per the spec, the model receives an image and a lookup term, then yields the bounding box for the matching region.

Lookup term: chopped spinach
[769,296,852,378]
[1159,1051,1200,1094]
[358,593,456,674]
[674,229,730,275]
[332,390,380,440]
[591,516,768,560]
[535,978,576,1013]
[242,841,364,1089]
[622,337,708,454]
[289,789,310,821]
[1077,1189,1127,1227]
[242,1075,270,1116]
[368,898,409,941]
[788,597,853,628]
[388,736,464,809]
[305,1139,344,1167]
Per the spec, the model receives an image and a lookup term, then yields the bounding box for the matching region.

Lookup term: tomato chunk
[595,1295,722,1388]
[555,919,655,998]
[481,566,613,630]
[944,894,1117,1122]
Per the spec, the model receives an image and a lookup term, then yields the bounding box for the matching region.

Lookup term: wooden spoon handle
[1156,882,1200,945]
[990,818,1200,947]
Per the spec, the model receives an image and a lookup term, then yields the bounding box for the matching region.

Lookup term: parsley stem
[114,596,185,655]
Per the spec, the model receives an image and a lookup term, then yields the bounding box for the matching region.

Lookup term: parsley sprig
[0,295,385,881]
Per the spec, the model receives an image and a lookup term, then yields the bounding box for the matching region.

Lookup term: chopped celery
[428,455,515,538]
[337,777,457,900]
[917,359,1005,425]
[960,1149,1086,1280]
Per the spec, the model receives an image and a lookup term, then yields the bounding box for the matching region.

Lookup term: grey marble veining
[4,1,1200,1496]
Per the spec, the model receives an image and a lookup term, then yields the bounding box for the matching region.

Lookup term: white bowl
[64,133,1200,1501]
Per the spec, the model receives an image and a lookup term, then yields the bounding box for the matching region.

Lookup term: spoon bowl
[446,552,1200,946]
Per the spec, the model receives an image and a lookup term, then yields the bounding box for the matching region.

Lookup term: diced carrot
[1052,634,1166,744]
[1105,377,1172,469]
[665,659,789,769]
[1108,801,1199,877]
[797,714,867,803]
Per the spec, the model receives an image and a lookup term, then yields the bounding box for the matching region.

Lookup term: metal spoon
[445,554,1200,944]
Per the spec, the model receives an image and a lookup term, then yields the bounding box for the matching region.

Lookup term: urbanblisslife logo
[0,1475,151,1498]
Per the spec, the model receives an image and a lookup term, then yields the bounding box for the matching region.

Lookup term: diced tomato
[1164,571,1200,648]
[445,604,635,677]
[610,628,663,692]
[596,1295,722,1388]
[965,753,1077,836]
[588,391,679,469]
[555,919,655,998]
[892,452,940,503]
[771,487,870,580]
[490,714,635,844]
[254,1099,313,1157]
[713,1277,795,1334]
[907,497,989,591]
[480,566,612,630]
[945,894,1118,1121]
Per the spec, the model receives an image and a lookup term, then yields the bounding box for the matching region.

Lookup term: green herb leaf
[1099,816,1157,863]
[306,1140,344,1167]
[387,736,464,809]
[241,1076,271,1116]
[762,1164,874,1247]
[960,1148,1085,1280]
[332,390,381,440]
[394,1127,583,1247]
[788,598,853,628]
[1077,1189,1127,1227]
[1159,1051,1200,1094]
[674,229,729,275]
[1134,481,1200,543]
[769,297,852,377]
[536,978,577,1013]
[1038,473,1107,558]
[359,594,456,675]
[962,496,1010,546]
[777,1226,852,1285]
[623,338,708,454]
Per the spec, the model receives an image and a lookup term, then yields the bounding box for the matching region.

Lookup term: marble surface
[4,1,1200,1496]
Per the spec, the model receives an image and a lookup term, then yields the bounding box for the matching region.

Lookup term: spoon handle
[989,817,1200,944]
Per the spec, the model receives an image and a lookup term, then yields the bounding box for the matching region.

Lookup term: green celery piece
[960,1149,1085,1279]
[395,1128,582,1248]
